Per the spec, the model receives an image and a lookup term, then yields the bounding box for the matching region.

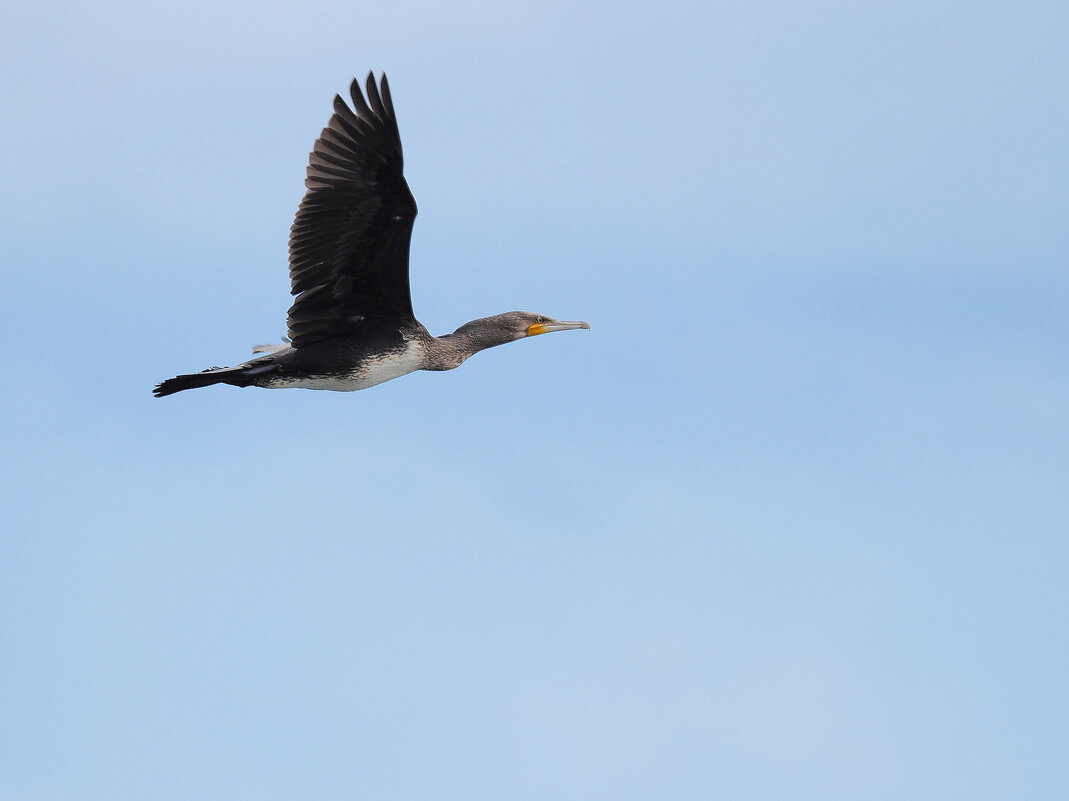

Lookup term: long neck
[425,318,511,370]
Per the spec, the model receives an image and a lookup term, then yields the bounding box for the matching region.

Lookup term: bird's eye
[536,316,544,323]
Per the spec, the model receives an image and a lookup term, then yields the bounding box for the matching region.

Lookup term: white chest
[273,341,425,392]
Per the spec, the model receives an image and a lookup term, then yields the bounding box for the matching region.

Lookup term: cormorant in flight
[154,74,588,398]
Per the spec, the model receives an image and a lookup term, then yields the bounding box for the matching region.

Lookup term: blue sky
[3,1,1068,799]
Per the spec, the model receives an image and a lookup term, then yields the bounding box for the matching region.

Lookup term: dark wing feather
[286,73,418,347]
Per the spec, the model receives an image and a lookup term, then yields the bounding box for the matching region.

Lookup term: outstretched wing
[286,73,418,348]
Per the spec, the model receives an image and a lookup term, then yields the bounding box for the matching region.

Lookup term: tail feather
[153,366,254,398]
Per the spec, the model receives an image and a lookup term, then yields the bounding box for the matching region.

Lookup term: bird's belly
[271,342,425,392]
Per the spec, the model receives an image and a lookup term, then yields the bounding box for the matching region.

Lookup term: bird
[154,73,589,398]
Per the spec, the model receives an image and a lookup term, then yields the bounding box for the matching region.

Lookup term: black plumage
[287,75,417,346]
[154,73,587,398]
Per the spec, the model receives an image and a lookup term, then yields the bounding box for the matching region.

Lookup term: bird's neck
[425,318,511,370]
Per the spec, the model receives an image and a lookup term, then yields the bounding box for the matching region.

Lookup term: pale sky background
[3,1,1068,799]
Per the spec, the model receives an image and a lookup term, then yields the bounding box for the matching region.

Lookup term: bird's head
[491,311,591,342]
[447,312,590,357]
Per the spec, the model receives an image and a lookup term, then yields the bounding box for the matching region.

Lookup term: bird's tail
[153,365,258,398]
